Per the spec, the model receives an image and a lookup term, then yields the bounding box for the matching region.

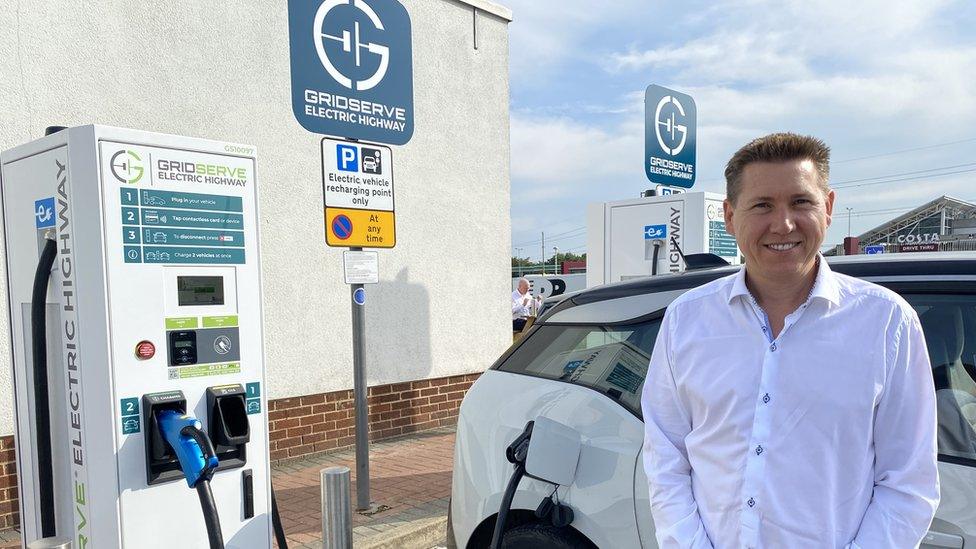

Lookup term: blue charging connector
[156,409,225,548]
[157,409,219,488]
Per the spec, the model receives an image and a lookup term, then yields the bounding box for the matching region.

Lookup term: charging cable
[489,421,534,549]
[157,410,224,549]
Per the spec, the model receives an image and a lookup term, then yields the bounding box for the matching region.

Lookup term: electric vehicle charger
[2,127,280,547]
[157,410,223,549]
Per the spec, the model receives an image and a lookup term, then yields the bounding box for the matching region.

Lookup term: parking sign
[322,137,396,248]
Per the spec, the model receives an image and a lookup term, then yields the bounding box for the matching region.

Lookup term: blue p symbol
[337,145,358,172]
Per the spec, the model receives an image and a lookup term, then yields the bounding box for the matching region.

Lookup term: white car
[449,252,976,548]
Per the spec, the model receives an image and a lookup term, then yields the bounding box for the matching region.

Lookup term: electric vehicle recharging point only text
[0,126,273,547]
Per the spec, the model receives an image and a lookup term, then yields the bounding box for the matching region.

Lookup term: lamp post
[553,246,559,275]
[515,247,522,277]
[846,207,853,237]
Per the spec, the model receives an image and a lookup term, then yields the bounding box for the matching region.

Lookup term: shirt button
[762,393,771,404]
[756,445,764,455]
[770,343,777,352]
[747,497,756,507]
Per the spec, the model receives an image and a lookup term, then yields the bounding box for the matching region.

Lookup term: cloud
[510,112,643,190]
[609,31,812,84]
[506,0,644,86]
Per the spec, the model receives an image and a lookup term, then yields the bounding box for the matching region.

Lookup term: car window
[497,319,662,416]
[908,294,976,463]
[500,292,976,460]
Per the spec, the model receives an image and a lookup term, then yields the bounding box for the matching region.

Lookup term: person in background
[512,277,542,331]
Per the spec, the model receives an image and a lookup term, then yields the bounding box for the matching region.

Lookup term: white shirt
[641,258,939,549]
[512,290,540,319]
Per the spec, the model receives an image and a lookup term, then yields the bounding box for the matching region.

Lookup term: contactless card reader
[169,330,198,366]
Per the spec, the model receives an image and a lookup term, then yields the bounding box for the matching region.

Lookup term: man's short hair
[724,132,831,205]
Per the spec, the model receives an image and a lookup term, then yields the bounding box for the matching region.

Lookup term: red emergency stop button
[135,341,156,360]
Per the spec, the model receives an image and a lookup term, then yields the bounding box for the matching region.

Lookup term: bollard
[27,539,71,549]
[321,466,353,549]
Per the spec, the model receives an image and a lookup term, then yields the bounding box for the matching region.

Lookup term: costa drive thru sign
[288,0,414,145]
[322,137,396,248]
[644,84,697,188]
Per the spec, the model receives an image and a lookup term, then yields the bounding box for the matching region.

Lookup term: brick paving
[273,426,455,548]
[0,426,456,548]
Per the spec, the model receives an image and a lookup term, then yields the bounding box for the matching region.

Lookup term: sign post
[290,0,412,512]
[322,137,394,511]
[349,251,369,510]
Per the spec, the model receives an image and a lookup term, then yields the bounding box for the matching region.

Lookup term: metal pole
[553,246,558,275]
[349,247,370,511]
[846,207,853,237]
[541,232,545,275]
[321,466,353,549]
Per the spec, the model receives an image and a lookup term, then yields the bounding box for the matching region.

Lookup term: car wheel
[502,523,593,548]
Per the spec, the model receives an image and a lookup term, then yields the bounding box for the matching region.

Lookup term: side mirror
[524,416,581,486]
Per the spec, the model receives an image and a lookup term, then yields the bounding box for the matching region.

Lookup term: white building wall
[0,0,513,435]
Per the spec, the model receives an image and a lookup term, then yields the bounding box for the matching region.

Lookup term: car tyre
[501,523,592,548]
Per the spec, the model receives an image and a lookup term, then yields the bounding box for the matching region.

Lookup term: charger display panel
[177,275,225,306]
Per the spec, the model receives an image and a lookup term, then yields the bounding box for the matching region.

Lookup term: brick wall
[0,372,482,530]
[268,373,480,462]
[0,437,15,529]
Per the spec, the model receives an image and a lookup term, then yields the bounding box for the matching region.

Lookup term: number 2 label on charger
[120,398,141,434]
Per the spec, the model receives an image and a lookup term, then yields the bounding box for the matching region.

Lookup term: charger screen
[177,276,225,306]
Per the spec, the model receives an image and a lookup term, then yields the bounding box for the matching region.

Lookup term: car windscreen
[497,318,662,416]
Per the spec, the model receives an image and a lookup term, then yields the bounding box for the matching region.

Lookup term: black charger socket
[206,384,251,470]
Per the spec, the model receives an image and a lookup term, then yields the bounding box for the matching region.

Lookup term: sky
[504,0,976,262]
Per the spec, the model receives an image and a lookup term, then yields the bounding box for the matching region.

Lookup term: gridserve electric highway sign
[288,0,414,145]
[645,84,697,188]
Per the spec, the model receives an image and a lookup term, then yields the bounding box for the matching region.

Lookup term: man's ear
[723,199,736,236]
[824,189,835,227]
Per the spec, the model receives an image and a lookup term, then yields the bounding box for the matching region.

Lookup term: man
[512,277,541,331]
[641,133,939,548]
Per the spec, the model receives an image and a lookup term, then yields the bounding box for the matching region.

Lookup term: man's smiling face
[724,159,835,285]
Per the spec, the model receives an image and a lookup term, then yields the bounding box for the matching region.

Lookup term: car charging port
[143,390,189,485]
[207,384,250,470]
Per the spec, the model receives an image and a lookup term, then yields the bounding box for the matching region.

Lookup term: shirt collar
[727,254,840,307]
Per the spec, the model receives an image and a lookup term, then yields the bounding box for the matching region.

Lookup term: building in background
[828,196,976,255]
[0,0,512,528]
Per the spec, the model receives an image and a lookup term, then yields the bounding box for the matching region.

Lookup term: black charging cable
[31,235,58,538]
[271,481,289,548]
[489,421,534,549]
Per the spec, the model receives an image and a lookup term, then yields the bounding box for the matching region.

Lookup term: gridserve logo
[644,84,697,188]
[110,149,144,184]
[289,0,414,145]
[314,0,390,91]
